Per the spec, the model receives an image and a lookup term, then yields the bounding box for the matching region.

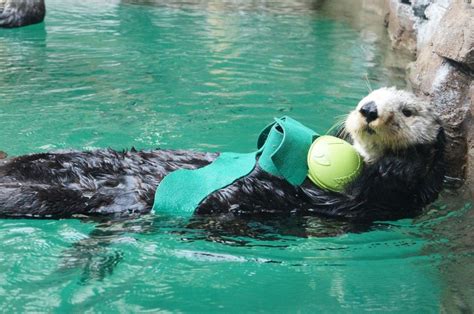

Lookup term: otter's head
[345,87,442,163]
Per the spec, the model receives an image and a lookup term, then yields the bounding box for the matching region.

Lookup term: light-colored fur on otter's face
[345,87,441,163]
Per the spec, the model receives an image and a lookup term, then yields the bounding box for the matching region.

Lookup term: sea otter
[0,87,446,222]
[0,0,45,28]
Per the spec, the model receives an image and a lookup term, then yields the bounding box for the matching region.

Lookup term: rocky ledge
[385,0,473,185]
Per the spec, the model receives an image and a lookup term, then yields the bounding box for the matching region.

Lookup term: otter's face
[345,87,440,162]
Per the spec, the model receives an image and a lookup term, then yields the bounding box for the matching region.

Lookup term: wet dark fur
[0,0,45,28]
[0,129,446,222]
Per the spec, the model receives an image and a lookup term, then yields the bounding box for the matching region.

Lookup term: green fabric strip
[152,116,319,216]
[152,152,257,216]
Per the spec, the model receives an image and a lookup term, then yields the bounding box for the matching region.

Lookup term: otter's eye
[402,108,413,117]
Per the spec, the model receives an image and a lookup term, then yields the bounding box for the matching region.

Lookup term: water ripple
[1,0,471,312]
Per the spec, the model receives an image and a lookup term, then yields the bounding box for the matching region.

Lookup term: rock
[381,0,473,181]
[431,1,474,70]
[0,0,45,28]
[468,97,474,188]
[408,48,444,95]
[0,151,7,159]
[362,0,390,16]
[385,0,418,53]
[408,47,472,179]
[406,0,473,180]
[411,0,432,19]
[414,0,450,50]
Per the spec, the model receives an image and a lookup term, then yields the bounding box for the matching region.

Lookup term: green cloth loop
[257,117,318,185]
[152,152,257,216]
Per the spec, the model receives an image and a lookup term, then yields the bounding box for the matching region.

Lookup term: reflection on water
[0,0,407,156]
[421,187,474,312]
[121,0,325,13]
[0,0,472,312]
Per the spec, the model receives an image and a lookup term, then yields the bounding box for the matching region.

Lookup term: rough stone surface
[414,0,450,50]
[408,48,472,179]
[412,0,432,18]
[468,91,474,187]
[385,0,418,53]
[384,0,474,181]
[431,1,474,70]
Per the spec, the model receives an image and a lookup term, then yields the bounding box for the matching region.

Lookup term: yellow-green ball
[307,135,363,192]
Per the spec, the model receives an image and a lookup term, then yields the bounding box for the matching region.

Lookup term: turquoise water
[0,0,472,312]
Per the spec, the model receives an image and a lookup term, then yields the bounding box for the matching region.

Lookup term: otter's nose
[359,101,378,123]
